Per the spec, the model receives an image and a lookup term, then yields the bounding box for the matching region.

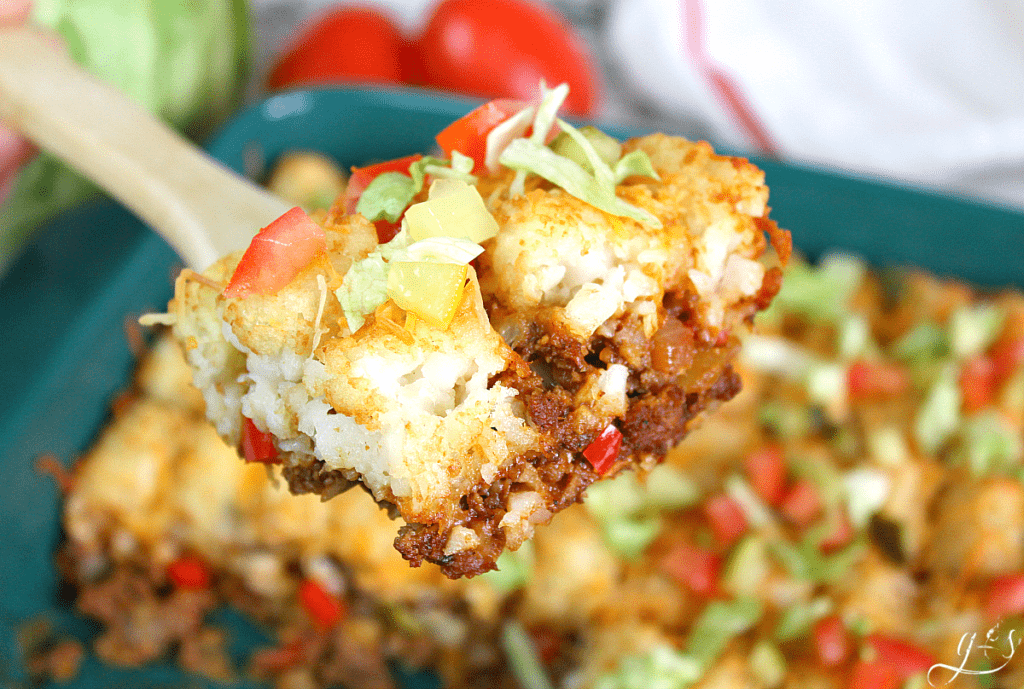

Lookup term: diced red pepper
[744,443,787,506]
[864,634,936,682]
[849,660,901,689]
[813,615,851,667]
[435,99,528,174]
[703,494,748,547]
[819,511,855,554]
[984,573,1024,622]
[779,479,822,527]
[959,355,998,414]
[660,541,722,597]
[847,361,910,399]
[341,154,423,215]
[582,424,622,476]
[223,207,327,298]
[167,555,211,590]
[242,417,280,464]
[299,578,346,629]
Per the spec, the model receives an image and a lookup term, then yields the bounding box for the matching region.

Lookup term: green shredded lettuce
[770,534,865,584]
[773,596,832,642]
[549,125,623,174]
[759,253,866,324]
[356,172,417,223]
[614,149,660,184]
[500,138,662,227]
[592,645,701,689]
[914,364,962,455]
[501,621,554,689]
[685,597,764,670]
[721,535,770,597]
[949,303,1006,360]
[482,542,535,594]
[957,411,1023,475]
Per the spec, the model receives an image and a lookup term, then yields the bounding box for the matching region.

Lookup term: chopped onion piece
[387,261,468,329]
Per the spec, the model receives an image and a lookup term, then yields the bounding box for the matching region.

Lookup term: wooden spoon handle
[0,26,289,270]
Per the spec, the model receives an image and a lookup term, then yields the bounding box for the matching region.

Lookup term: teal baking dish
[0,86,1022,687]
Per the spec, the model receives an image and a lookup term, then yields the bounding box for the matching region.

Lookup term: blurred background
[3,0,1024,273]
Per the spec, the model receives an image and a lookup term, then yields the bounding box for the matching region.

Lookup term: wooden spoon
[0,26,290,270]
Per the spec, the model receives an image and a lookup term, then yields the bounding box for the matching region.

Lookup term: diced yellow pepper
[387,261,468,330]
[404,179,499,243]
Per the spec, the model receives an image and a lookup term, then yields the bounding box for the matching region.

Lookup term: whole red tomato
[268,7,408,90]
[416,0,601,117]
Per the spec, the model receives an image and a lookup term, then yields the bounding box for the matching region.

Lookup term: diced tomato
[267,7,407,91]
[660,541,721,596]
[960,355,998,414]
[849,660,901,689]
[703,494,748,547]
[984,573,1024,621]
[242,417,279,464]
[813,615,850,667]
[223,207,326,298]
[864,634,936,681]
[819,511,855,554]
[341,154,423,216]
[299,579,346,629]
[779,479,822,527]
[744,443,787,506]
[847,361,910,399]
[167,555,211,590]
[435,99,529,174]
[991,335,1024,383]
[582,424,622,476]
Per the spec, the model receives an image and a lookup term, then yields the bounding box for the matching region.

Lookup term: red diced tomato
[660,542,721,596]
[813,615,850,667]
[267,7,407,91]
[299,579,346,629]
[991,336,1024,383]
[167,555,211,589]
[960,355,998,414]
[223,207,326,298]
[847,361,910,399]
[849,660,901,689]
[779,479,822,527]
[864,634,936,681]
[984,573,1024,622]
[744,443,787,506]
[341,154,423,216]
[819,512,855,554]
[242,417,279,464]
[703,494,748,546]
[435,99,529,174]
[582,424,622,475]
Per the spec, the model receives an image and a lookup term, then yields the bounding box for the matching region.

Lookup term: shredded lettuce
[721,535,770,597]
[336,253,390,332]
[555,119,616,189]
[592,645,701,689]
[685,597,763,670]
[482,542,535,594]
[914,364,962,455]
[549,125,623,174]
[501,621,554,689]
[957,411,1023,475]
[391,236,484,265]
[949,303,1006,360]
[773,596,832,642]
[771,534,865,584]
[501,138,661,227]
[759,253,865,323]
[356,172,418,223]
[485,104,536,173]
[614,149,660,184]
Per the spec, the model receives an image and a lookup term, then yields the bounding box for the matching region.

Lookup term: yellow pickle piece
[386,261,469,329]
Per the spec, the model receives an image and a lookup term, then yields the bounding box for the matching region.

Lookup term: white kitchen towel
[606,0,1024,208]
